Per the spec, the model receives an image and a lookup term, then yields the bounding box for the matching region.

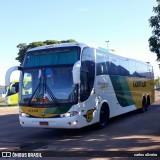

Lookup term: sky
[0,0,159,85]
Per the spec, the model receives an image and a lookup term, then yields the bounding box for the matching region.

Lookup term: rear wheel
[141,98,147,113]
[146,96,150,111]
[97,104,109,129]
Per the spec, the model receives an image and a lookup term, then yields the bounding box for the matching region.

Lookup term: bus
[5,80,19,105]
[5,79,31,105]
[5,42,154,129]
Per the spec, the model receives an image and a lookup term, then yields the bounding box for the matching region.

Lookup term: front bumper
[19,114,86,129]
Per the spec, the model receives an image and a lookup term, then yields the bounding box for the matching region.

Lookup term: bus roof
[27,42,152,67]
[27,42,109,52]
[27,42,84,52]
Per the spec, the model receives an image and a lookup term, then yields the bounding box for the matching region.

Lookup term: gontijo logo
[133,81,146,87]
[97,82,109,88]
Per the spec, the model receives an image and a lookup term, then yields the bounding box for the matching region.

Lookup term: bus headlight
[20,112,30,117]
[19,108,30,117]
[60,111,78,118]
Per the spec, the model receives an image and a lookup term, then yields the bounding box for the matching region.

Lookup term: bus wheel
[146,96,150,111]
[97,104,109,129]
[141,98,146,113]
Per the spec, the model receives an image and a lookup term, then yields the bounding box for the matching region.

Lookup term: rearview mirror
[5,66,22,87]
[72,61,81,84]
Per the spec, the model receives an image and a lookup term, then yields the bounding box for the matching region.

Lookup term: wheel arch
[99,101,110,118]
[96,100,110,129]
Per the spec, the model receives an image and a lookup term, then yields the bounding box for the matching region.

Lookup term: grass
[0,97,5,104]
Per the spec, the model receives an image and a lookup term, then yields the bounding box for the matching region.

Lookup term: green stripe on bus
[110,76,135,107]
[45,105,72,114]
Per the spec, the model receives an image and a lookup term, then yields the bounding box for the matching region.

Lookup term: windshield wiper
[45,84,60,105]
[28,82,42,105]
[28,82,60,105]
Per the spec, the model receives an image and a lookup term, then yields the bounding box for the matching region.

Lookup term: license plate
[39,122,48,126]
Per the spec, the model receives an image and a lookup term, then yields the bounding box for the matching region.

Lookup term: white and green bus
[5,42,154,129]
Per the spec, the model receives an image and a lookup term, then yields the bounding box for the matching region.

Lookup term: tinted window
[96,50,108,75]
[80,47,95,102]
[108,56,120,75]
[119,58,130,76]
[24,47,80,67]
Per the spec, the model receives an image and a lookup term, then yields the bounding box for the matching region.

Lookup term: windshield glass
[6,82,19,97]
[20,67,77,106]
[24,47,79,67]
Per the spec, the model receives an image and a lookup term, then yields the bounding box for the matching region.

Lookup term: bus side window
[96,50,108,75]
[108,56,119,75]
[119,58,130,76]
[11,82,19,94]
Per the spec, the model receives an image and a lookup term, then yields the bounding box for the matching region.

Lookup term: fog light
[69,120,77,125]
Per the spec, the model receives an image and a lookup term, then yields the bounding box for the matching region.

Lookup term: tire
[141,98,146,113]
[97,105,109,129]
[146,96,150,111]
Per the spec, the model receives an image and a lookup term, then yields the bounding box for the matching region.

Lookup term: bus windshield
[20,66,77,106]
[19,46,80,106]
[24,47,79,67]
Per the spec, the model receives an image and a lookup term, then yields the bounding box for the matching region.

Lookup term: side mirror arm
[5,66,21,87]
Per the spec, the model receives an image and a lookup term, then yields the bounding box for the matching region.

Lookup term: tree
[155,76,160,86]
[148,1,160,60]
[15,39,77,65]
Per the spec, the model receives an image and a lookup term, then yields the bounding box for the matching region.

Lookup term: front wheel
[97,105,109,129]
